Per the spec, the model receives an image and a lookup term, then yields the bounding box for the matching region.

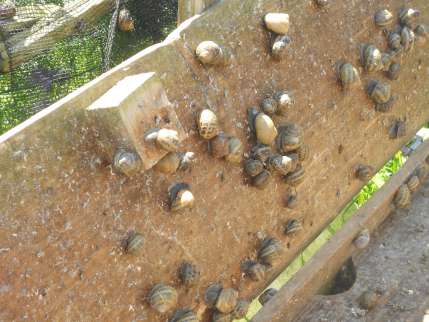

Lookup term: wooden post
[177,0,218,25]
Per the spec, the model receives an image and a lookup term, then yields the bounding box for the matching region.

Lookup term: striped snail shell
[251,144,273,163]
[251,170,271,189]
[124,232,144,254]
[389,119,406,139]
[407,175,420,193]
[388,32,402,50]
[361,44,382,72]
[113,149,142,177]
[169,309,199,322]
[225,136,243,164]
[178,261,200,287]
[276,123,303,153]
[284,219,302,235]
[258,237,283,266]
[149,284,178,313]
[337,62,360,91]
[242,260,266,282]
[284,164,305,186]
[216,288,239,314]
[399,7,420,28]
[267,155,294,175]
[244,159,264,177]
[204,283,222,308]
[355,164,373,182]
[374,9,394,27]
[386,63,401,80]
[401,26,415,52]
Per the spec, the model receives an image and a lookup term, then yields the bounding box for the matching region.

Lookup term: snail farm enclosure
[1,0,429,321]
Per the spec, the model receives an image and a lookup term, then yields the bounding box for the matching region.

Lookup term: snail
[380,53,392,72]
[244,159,264,177]
[251,144,273,163]
[355,164,373,182]
[113,149,142,177]
[314,0,329,8]
[232,299,250,319]
[274,90,294,114]
[251,170,272,189]
[353,229,370,249]
[388,32,402,50]
[154,152,195,174]
[271,35,291,60]
[247,107,259,135]
[394,184,411,209]
[258,237,283,266]
[196,41,227,65]
[241,260,266,282]
[255,113,278,145]
[415,25,428,46]
[407,175,420,193]
[145,128,180,152]
[225,136,243,164]
[284,219,302,235]
[361,44,382,72]
[389,119,406,139]
[415,164,428,181]
[261,97,278,115]
[124,232,144,254]
[209,132,230,159]
[399,8,420,28]
[149,284,178,313]
[212,311,232,322]
[118,8,135,32]
[204,283,222,308]
[401,26,415,52]
[267,155,294,175]
[264,13,290,35]
[168,183,195,212]
[367,80,395,112]
[276,123,303,153]
[284,188,298,209]
[386,63,401,80]
[358,290,380,310]
[337,62,360,91]
[296,144,310,162]
[284,164,305,186]
[198,109,219,140]
[374,9,394,27]
[259,288,278,306]
[178,261,200,287]
[216,288,238,314]
[169,308,199,322]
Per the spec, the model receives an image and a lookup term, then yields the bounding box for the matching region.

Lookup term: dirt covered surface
[296,179,429,322]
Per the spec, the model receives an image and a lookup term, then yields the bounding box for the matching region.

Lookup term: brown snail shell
[284,164,305,186]
[389,119,406,139]
[113,150,142,177]
[276,123,303,153]
[284,219,302,235]
[169,308,199,322]
[255,113,278,145]
[388,32,402,50]
[247,107,259,135]
[407,175,420,193]
[154,152,181,174]
[251,170,271,189]
[284,188,298,209]
[124,232,144,254]
[261,97,278,115]
[212,311,232,322]
[386,63,401,80]
[225,137,243,163]
[271,35,291,60]
[259,288,278,306]
[361,44,382,72]
[358,290,380,310]
[242,260,266,282]
[251,144,273,163]
[337,62,360,91]
[274,90,294,114]
[149,284,178,313]
[394,184,411,209]
[367,80,394,112]
[196,41,226,65]
[178,262,200,287]
[244,159,264,177]
[353,229,370,249]
[232,299,250,319]
[399,8,420,28]
[267,155,294,175]
[355,165,373,182]
[296,144,310,162]
[216,288,238,314]
[204,283,222,308]
[118,8,135,32]
[264,13,290,35]
[415,164,429,181]
[258,237,283,266]
[401,27,415,52]
[169,183,194,212]
[374,9,394,27]
[145,128,180,152]
[209,132,229,159]
[198,109,219,140]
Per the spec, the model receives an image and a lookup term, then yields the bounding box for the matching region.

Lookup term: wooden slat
[251,139,429,322]
[177,0,218,25]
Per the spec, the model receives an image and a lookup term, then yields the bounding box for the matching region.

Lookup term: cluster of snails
[197,109,243,164]
[204,284,250,321]
[264,13,291,60]
[394,163,428,209]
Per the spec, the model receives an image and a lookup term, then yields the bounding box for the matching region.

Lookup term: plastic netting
[0,0,177,134]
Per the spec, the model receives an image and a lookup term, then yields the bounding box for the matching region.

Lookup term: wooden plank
[251,139,429,322]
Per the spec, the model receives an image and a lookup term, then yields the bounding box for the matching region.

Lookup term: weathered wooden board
[0,0,428,321]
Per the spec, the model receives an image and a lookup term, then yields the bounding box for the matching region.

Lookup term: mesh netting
[0,0,177,134]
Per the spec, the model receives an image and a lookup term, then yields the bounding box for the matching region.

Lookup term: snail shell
[389,119,406,139]
[124,232,144,254]
[196,41,226,65]
[314,0,329,8]
[415,164,428,181]
[225,137,243,163]
[380,53,392,72]
[276,123,303,153]
[149,284,178,313]
[356,165,372,182]
[401,27,415,52]
[145,128,180,152]
[259,288,278,306]
[261,97,278,115]
[216,288,238,314]
[415,25,428,46]
[407,175,420,193]
[374,9,394,27]
[212,311,232,322]
[258,237,283,266]
[361,44,382,72]
[338,62,360,91]
[284,219,302,235]
[296,144,310,162]
[154,152,181,174]
[284,164,305,186]
[255,113,278,145]
[284,188,298,209]
[232,299,250,319]
[394,184,411,209]
[178,152,196,172]
[242,260,266,282]
[247,107,259,135]
[209,132,230,159]
[353,229,370,249]
[198,109,219,140]
[367,80,395,112]
[386,63,401,80]
[204,283,222,308]
[274,91,294,114]
[251,144,273,163]
[399,7,420,28]
[118,8,134,32]
[169,183,194,212]
[271,35,291,60]
[267,155,294,175]
[358,290,379,310]
[264,13,290,35]
[244,159,264,177]
[388,32,402,50]
[178,262,200,287]
[251,170,271,189]
[169,309,199,322]
[113,150,142,177]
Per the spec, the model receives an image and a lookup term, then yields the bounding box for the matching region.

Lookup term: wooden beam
[177,0,218,25]
[251,139,429,322]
